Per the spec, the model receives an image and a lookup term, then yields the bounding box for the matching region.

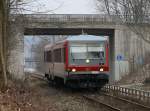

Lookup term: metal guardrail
[103,85,150,104]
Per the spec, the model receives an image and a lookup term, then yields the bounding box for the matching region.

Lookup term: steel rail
[30,73,46,81]
[83,95,121,111]
[100,92,150,110]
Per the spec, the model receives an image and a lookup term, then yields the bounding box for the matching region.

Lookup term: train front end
[65,35,109,88]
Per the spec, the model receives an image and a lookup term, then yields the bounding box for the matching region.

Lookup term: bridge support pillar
[113,28,130,81]
[7,21,24,80]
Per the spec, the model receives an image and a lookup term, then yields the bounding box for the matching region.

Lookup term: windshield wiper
[99,52,104,65]
[70,52,75,62]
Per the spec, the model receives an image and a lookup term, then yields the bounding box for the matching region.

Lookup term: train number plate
[91,71,99,74]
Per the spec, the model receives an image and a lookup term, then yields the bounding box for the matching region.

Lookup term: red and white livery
[44,35,109,88]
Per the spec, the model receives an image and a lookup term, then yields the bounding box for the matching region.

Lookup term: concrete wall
[113,25,150,81]
[8,15,150,82]
[7,21,24,79]
[114,26,130,81]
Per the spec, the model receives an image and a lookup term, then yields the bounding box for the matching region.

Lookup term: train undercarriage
[45,73,109,89]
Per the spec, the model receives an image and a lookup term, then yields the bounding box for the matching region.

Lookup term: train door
[51,49,55,80]
[44,49,54,80]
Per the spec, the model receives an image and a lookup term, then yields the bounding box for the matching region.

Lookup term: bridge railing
[103,85,150,104]
[23,14,114,23]
[10,14,150,24]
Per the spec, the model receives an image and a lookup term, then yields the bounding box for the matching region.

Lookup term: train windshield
[69,43,105,65]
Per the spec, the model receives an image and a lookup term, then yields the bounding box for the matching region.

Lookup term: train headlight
[72,68,76,72]
[86,59,90,63]
[100,68,104,72]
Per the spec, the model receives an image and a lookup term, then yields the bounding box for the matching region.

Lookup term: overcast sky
[24,0,99,59]
[23,0,98,14]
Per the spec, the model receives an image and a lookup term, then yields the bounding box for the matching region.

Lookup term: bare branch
[96,0,150,44]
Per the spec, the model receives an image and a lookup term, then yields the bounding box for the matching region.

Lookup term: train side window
[63,48,66,63]
[45,50,52,62]
[48,51,52,62]
[62,48,66,63]
[54,49,61,62]
[44,51,46,62]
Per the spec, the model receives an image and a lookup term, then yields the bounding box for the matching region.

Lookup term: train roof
[44,35,108,51]
[66,35,108,41]
[44,44,53,49]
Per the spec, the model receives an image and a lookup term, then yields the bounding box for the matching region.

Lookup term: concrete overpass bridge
[8,14,150,82]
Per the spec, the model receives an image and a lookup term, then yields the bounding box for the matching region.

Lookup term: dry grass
[0,80,58,111]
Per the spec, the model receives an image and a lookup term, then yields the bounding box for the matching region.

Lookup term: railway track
[28,73,150,110]
[30,73,45,80]
[26,72,48,82]
[83,92,150,111]
[83,95,121,111]
[100,92,150,110]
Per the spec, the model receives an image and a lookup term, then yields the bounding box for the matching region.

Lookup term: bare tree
[0,0,24,90]
[96,0,150,43]
[0,0,10,91]
[0,0,64,91]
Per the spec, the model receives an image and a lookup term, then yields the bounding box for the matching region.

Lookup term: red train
[44,35,109,88]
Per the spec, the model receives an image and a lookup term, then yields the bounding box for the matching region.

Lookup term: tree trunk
[0,0,7,91]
